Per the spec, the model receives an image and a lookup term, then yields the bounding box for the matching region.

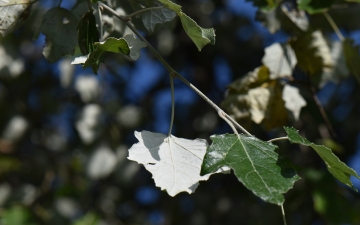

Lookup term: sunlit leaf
[39,7,78,63]
[201,134,300,205]
[262,43,297,78]
[298,0,334,14]
[284,127,360,190]
[128,131,230,196]
[282,84,306,120]
[289,30,333,75]
[0,0,32,37]
[280,4,309,31]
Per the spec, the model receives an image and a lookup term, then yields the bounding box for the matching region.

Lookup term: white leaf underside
[128,131,229,196]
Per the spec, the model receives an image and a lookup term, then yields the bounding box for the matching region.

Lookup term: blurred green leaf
[0,156,20,176]
[246,0,279,12]
[1,205,37,225]
[298,0,334,14]
[201,134,300,205]
[284,127,360,191]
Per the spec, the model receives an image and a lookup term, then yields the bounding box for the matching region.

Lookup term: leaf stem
[168,75,175,136]
[308,83,337,139]
[126,6,164,19]
[99,2,252,136]
[323,12,344,41]
[281,204,287,225]
[268,136,288,142]
[218,111,238,134]
[57,0,63,7]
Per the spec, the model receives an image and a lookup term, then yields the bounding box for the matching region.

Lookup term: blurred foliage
[0,0,360,224]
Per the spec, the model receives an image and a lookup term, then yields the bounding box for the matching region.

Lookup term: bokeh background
[1,0,360,224]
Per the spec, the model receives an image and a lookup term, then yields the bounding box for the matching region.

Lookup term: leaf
[0,0,32,37]
[159,0,215,51]
[282,84,306,120]
[128,131,229,196]
[39,7,78,63]
[245,0,279,12]
[201,134,300,205]
[284,127,360,190]
[280,4,309,32]
[77,11,99,55]
[141,7,176,32]
[255,9,281,34]
[158,0,181,13]
[298,0,334,14]
[321,41,349,86]
[221,67,288,130]
[73,37,129,73]
[123,34,147,60]
[289,30,333,75]
[343,38,360,84]
[72,34,146,73]
[1,205,37,225]
[262,43,297,78]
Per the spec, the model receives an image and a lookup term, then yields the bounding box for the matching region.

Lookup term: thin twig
[168,75,175,136]
[308,84,337,139]
[99,2,253,136]
[323,11,344,41]
[281,204,287,225]
[98,4,104,41]
[126,6,164,19]
[268,136,288,142]
[57,0,62,7]
[218,111,238,134]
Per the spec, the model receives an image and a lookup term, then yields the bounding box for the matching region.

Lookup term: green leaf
[158,0,215,51]
[343,38,360,84]
[201,134,300,205]
[179,13,215,51]
[1,205,37,225]
[141,7,176,32]
[72,34,146,73]
[289,30,332,75]
[158,0,181,14]
[298,0,334,14]
[39,7,78,63]
[83,37,129,73]
[0,0,32,37]
[246,0,279,12]
[284,127,360,191]
[77,12,99,55]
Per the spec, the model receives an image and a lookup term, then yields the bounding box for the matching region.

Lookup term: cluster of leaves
[1,0,360,224]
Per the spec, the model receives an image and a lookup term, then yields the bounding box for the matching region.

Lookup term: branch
[308,83,337,139]
[323,12,344,41]
[168,75,175,136]
[86,0,93,12]
[99,2,252,136]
